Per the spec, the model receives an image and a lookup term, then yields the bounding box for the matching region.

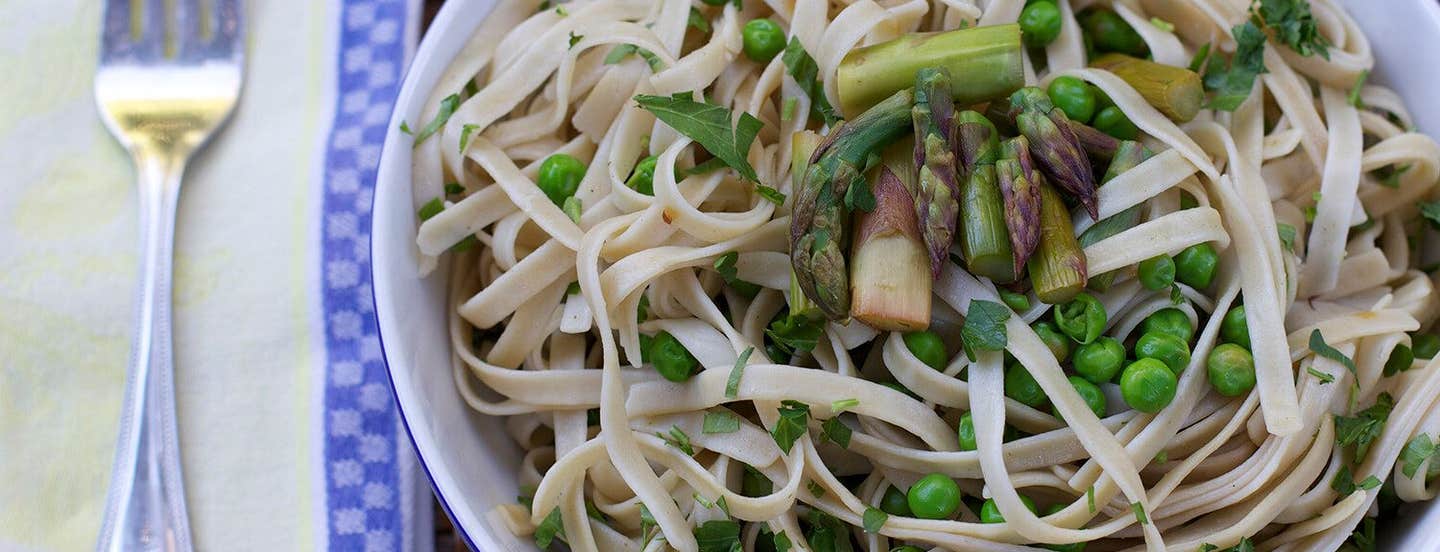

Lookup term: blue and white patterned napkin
[0,0,431,550]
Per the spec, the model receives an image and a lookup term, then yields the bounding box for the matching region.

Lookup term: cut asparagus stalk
[1029,180,1088,304]
[912,67,962,278]
[1009,87,1099,220]
[791,89,914,319]
[1079,141,1150,290]
[851,166,932,331]
[956,110,1017,283]
[1090,54,1204,123]
[996,136,1043,276]
[836,24,1025,117]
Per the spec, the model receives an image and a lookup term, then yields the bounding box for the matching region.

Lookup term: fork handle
[98,150,194,552]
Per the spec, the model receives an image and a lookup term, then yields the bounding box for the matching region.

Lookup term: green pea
[904,330,949,371]
[1073,336,1126,384]
[1034,321,1073,362]
[648,331,698,382]
[1135,331,1191,374]
[957,412,977,451]
[1005,363,1049,408]
[1091,106,1139,140]
[626,155,657,196]
[1384,344,1415,377]
[1412,333,1440,360]
[907,473,962,520]
[1174,243,1220,289]
[980,495,1037,524]
[1220,305,1250,348]
[1020,1,1063,47]
[1137,255,1176,291]
[1092,85,1114,109]
[1000,288,1032,312]
[880,485,913,517]
[1056,375,1107,419]
[537,153,586,206]
[742,19,786,62]
[1141,308,1194,343]
[1054,293,1107,344]
[1206,343,1256,397]
[1047,76,1098,124]
[1120,358,1178,413]
[1082,9,1147,55]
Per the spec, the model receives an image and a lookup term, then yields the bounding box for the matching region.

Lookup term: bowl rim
[371,0,496,550]
[372,1,1440,550]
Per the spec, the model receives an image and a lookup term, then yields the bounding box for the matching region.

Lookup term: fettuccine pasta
[408,0,1440,550]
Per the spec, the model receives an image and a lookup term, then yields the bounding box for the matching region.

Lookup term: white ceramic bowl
[372,2,1440,550]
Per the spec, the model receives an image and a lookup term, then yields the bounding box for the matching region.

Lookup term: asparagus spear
[1029,179,1088,304]
[836,24,1025,117]
[1008,87,1100,220]
[995,136,1043,277]
[851,166,932,331]
[912,67,962,278]
[1090,54,1204,123]
[984,102,1121,161]
[1079,141,1151,291]
[791,89,914,319]
[789,131,826,320]
[956,110,1017,283]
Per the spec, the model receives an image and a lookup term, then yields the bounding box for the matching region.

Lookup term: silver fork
[94,0,243,550]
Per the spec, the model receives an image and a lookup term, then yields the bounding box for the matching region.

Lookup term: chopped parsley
[1203,22,1267,111]
[693,520,741,552]
[633,94,762,182]
[1401,433,1436,478]
[661,425,696,456]
[781,38,841,127]
[687,7,711,34]
[1307,366,1335,384]
[418,197,445,221]
[411,93,460,147]
[1420,200,1440,230]
[830,398,859,413]
[1087,486,1096,513]
[771,400,811,453]
[1335,392,1394,461]
[766,312,824,357]
[1131,502,1148,525]
[1348,70,1369,107]
[820,417,852,448]
[702,410,741,434]
[1277,223,1297,252]
[568,31,583,49]
[1310,329,1357,374]
[459,123,480,153]
[726,348,752,398]
[961,299,1010,360]
[714,251,761,298]
[604,44,665,71]
[534,507,565,548]
[805,479,826,498]
[562,196,582,223]
[1251,0,1331,59]
[1330,464,1382,497]
[1150,17,1175,32]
